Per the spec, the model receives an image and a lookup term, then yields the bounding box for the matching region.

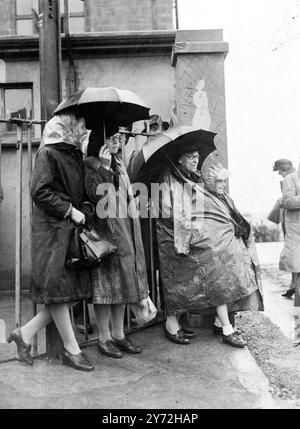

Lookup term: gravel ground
[236,266,300,408]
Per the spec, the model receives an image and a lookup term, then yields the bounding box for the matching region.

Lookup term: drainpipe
[64,0,78,96]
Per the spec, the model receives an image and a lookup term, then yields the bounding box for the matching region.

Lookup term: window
[60,0,85,33]
[16,0,39,35]
[15,0,85,35]
[0,84,33,134]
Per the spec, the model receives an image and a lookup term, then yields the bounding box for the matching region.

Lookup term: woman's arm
[84,156,116,204]
[31,148,72,219]
[282,174,300,210]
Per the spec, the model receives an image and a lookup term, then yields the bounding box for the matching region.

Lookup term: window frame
[15,0,86,35]
[15,0,39,35]
[0,82,34,139]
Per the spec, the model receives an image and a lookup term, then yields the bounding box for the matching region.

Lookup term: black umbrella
[53,86,150,136]
[131,126,217,183]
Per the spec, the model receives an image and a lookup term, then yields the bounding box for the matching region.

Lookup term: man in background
[268,159,295,297]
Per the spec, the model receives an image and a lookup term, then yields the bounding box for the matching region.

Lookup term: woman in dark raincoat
[156,145,263,348]
[7,112,94,371]
[84,130,149,358]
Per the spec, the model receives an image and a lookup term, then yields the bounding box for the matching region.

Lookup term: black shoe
[7,328,33,365]
[76,323,94,335]
[112,336,142,354]
[282,288,295,298]
[178,327,196,339]
[213,325,242,336]
[181,327,195,338]
[163,325,190,345]
[62,349,94,371]
[222,332,247,348]
[97,340,123,358]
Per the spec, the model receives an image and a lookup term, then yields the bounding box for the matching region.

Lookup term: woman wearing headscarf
[156,145,263,348]
[83,129,149,358]
[7,112,94,371]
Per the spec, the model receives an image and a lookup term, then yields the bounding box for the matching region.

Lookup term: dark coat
[84,155,149,304]
[30,143,91,304]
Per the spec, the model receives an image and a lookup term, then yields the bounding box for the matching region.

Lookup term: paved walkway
[0,323,274,409]
[0,242,285,409]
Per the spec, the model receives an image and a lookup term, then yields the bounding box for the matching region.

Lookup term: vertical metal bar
[15,124,22,328]
[27,123,38,355]
[126,306,131,330]
[83,301,88,341]
[121,130,126,164]
[149,206,157,305]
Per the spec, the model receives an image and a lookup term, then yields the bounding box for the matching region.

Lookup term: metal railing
[0,119,164,353]
[0,117,46,356]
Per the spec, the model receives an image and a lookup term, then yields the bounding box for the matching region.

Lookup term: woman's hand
[99,144,112,170]
[70,207,86,225]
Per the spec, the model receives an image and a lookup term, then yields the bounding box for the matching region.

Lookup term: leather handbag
[65,224,116,270]
[267,199,281,224]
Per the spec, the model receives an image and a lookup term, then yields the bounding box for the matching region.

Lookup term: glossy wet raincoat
[156,164,263,316]
[30,115,91,304]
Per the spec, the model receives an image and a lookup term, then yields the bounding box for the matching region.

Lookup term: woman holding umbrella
[83,128,149,358]
[7,111,94,371]
[133,126,263,348]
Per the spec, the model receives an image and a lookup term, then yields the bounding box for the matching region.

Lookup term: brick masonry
[0,0,174,35]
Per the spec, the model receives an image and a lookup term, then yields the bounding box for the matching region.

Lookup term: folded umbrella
[131,125,217,183]
[53,86,150,135]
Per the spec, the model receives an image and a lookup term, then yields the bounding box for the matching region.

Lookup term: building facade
[0,0,174,36]
[0,1,229,292]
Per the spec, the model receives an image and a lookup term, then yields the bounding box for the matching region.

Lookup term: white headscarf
[201,162,231,192]
[38,112,87,151]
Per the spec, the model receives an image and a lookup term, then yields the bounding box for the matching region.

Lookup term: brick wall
[0,0,15,36]
[0,0,174,36]
[86,0,174,32]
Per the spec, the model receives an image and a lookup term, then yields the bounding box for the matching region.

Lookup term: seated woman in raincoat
[156,145,263,348]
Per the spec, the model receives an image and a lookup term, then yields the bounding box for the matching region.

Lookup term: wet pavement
[256,242,295,341]
[0,241,289,409]
[0,324,274,409]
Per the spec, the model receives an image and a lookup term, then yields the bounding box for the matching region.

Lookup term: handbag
[129,297,157,325]
[267,199,281,224]
[65,224,117,270]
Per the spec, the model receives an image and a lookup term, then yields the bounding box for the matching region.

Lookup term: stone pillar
[171,30,229,167]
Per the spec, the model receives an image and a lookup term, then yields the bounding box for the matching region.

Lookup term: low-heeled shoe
[97,340,123,358]
[62,349,94,371]
[163,325,190,345]
[282,288,295,298]
[222,333,247,348]
[112,336,142,354]
[213,325,243,336]
[181,327,195,338]
[7,328,33,365]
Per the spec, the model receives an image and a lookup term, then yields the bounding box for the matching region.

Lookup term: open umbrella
[131,125,217,183]
[53,86,150,136]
